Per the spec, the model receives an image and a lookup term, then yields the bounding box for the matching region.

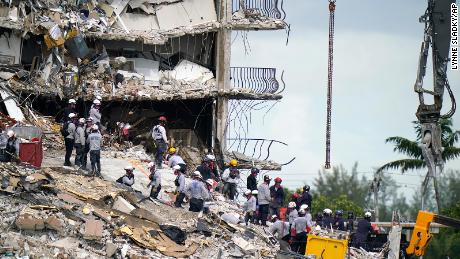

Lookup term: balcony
[229,0,287,30]
[230,67,284,95]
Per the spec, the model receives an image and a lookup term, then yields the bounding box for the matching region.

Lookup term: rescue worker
[221,159,240,201]
[196,155,219,181]
[0,129,8,162]
[315,212,323,227]
[87,124,102,176]
[82,117,94,170]
[355,211,373,250]
[251,189,259,224]
[147,162,161,199]
[301,204,313,232]
[257,175,271,226]
[61,99,76,122]
[167,147,186,172]
[242,190,257,226]
[116,166,135,187]
[334,210,346,231]
[173,165,186,208]
[151,116,168,168]
[291,192,300,210]
[291,209,308,255]
[287,202,298,227]
[64,113,77,166]
[186,171,209,212]
[322,208,334,229]
[298,185,312,210]
[269,177,284,217]
[269,215,290,251]
[347,211,355,231]
[74,118,86,167]
[203,179,215,214]
[4,131,19,162]
[246,167,258,191]
[89,99,102,127]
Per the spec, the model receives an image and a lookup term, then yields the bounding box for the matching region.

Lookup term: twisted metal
[232,0,286,20]
[227,138,295,165]
[230,67,280,94]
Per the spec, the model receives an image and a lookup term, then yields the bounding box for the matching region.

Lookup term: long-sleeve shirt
[270,185,284,207]
[168,154,185,167]
[288,209,299,225]
[176,173,186,193]
[298,191,312,209]
[243,196,257,213]
[292,216,308,234]
[305,212,313,228]
[89,108,101,124]
[148,170,161,188]
[66,122,76,140]
[152,125,168,142]
[269,220,290,239]
[87,132,102,151]
[197,164,219,181]
[74,126,85,144]
[257,183,271,205]
[221,168,240,184]
[116,175,134,186]
[355,219,373,243]
[323,216,334,229]
[247,174,257,191]
[186,180,209,200]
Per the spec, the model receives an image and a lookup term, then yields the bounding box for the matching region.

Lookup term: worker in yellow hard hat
[167,147,186,172]
[168,147,176,154]
[221,159,240,200]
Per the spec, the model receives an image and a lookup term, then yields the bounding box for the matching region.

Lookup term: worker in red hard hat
[151,116,169,168]
[269,177,284,218]
[290,192,301,210]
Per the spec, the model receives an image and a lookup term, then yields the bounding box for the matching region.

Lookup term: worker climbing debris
[147,162,161,200]
[116,165,135,187]
[242,190,257,225]
[151,116,168,168]
[167,147,186,172]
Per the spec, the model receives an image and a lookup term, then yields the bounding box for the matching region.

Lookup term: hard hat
[96,95,102,101]
[303,185,310,192]
[288,202,296,208]
[298,209,305,215]
[229,159,238,167]
[251,168,260,174]
[93,99,101,105]
[244,190,252,195]
[68,113,76,118]
[271,215,278,220]
[124,165,134,171]
[263,175,271,182]
[364,212,372,218]
[205,154,215,161]
[86,117,93,122]
[68,99,76,104]
[323,208,332,215]
[335,210,343,216]
[91,124,99,130]
[173,165,181,171]
[193,171,202,179]
[292,193,300,199]
[158,116,167,122]
[205,179,214,186]
[78,118,85,124]
[300,204,309,211]
[251,190,258,195]
[7,130,15,138]
[147,162,155,168]
[168,147,177,154]
[274,177,282,183]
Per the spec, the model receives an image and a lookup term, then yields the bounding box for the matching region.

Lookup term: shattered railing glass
[230,67,281,94]
[232,0,286,20]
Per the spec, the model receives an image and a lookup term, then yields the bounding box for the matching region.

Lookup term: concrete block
[83,219,104,240]
[112,196,135,214]
[45,215,64,232]
[106,241,118,257]
[15,208,45,231]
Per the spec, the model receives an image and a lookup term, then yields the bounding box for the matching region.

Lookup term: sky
[231,0,460,194]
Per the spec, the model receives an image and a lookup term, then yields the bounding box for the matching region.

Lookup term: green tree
[312,195,364,217]
[378,119,460,212]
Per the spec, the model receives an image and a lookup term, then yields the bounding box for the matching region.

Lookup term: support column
[215,0,232,151]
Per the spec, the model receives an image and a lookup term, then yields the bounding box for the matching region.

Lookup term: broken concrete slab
[155,0,217,30]
[49,237,79,250]
[106,241,118,257]
[45,215,64,232]
[112,196,136,214]
[15,208,45,231]
[83,219,104,241]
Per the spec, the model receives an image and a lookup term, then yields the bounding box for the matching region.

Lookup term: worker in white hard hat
[2,130,19,163]
[322,208,334,229]
[63,113,77,166]
[186,171,209,212]
[242,190,257,226]
[89,99,102,127]
[287,202,298,226]
[291,209,308,254]
[116,165,135,187]
[269,215,290,251]
[202,178,215,214]
[87,124,102,176]
[173,164,186,208]
[354,211,374,250]
[300,204,313,232]
[147,162,161,199]
[61,98,77,123]
[152,116,169,168]
[196,154,219,181]
[74,118,86,167]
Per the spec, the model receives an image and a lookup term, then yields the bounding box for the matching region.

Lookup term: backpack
[60,121,70,137]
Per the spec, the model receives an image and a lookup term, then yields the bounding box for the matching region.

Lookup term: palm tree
[378,119,460,212]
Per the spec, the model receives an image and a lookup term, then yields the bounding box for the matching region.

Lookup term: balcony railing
[230,67,283,94]
[232,0,286,20]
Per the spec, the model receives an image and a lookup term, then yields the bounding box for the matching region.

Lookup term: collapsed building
[0,0,290,171]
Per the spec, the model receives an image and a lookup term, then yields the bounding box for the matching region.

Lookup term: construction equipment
[305,234,348,259]
[406,210,460,256]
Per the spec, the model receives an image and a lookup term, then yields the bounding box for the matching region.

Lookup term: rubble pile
[0,162,279,258]
[229,9,287,30]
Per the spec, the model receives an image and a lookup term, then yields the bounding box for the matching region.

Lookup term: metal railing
[232,0,286,20]
[230,67,283,94]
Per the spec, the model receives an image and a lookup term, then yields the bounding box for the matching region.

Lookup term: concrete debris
[105,241,118,257]
[83,220,104,241]
[49,237,79,250]
[112,196,136,214]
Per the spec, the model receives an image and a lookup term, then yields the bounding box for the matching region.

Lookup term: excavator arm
[414,0,456,181]
[406,211,460,256]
